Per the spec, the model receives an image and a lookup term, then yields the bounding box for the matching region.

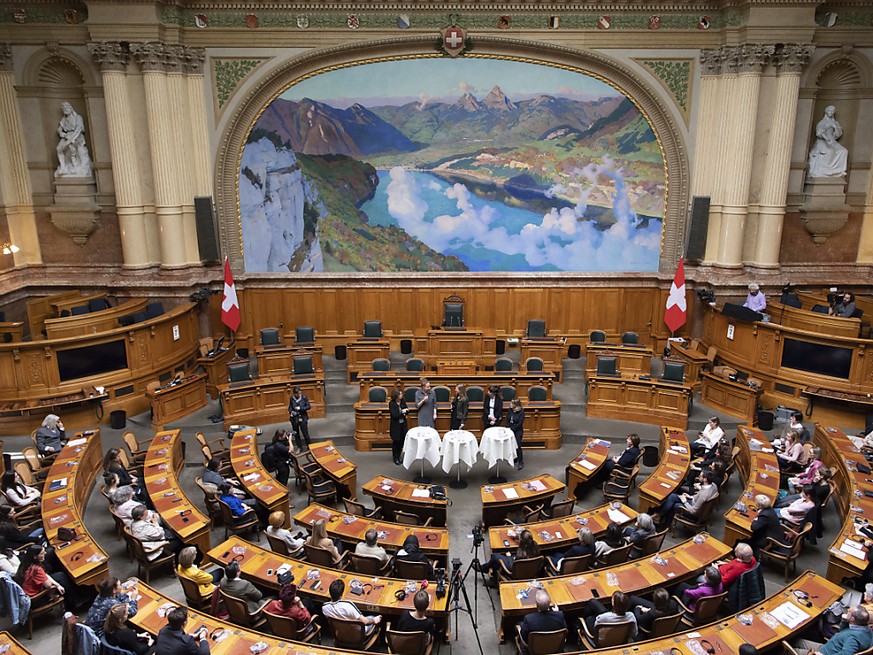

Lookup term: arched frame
[214,35,690,277]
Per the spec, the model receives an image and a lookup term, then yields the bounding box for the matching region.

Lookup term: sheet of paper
[503,487,519,499]
[529,480,547,491]
[579,459,597,470]
[411,488,431,498]
[840,540,868,561]
[67,438,87,447]
[769,601,810,629]
[607,509,631,523]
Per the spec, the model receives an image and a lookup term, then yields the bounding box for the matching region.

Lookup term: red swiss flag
[221,257,241,333]
[664,258,687,334]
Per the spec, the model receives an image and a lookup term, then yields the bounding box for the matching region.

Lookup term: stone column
[132,42,188,268]
[184,48,212,197]
[0,45,41,265]
[714,44,774,267]
[88,41,156,268]
[695,49,724,263]
[747,44,814,268]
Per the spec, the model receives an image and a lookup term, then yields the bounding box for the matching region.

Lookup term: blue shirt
[220,493,248,517]
[85,592,138,638]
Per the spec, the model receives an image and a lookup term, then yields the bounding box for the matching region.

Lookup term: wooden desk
[362,475,448,527]
[357,371,555,403]
[146,374,207,430]
[255,344,324,376]
[144,428,212,556]
[218,375,324,431]
[354,397,561,452]
[309,440,357,500]
[293,503,450,560]
[587,375,692,429]
[42,429,109,587]
[27,290,80,337]
[520,337,565,382]
[771,301,861,339]
[815,424,873,583]
[346,339,390,382]
[44,298,149,340]
[196,346,233,399]
[723,426,780,548]
[51,292,107,317]
[565,438,611,499]
[410,329,498,370]
[488,502,638,554]
[497,533,732,640]
[0,632,31,655]
[803,386,873,422]
[0,322,24,343]
[435,359,478,374]
[637,426,691,514]
[481,474,565,528]
[207,537,449,620]
[230,428,290,522]
[701,372,762,425]
[585,342,653,377]
[668,340,710,385]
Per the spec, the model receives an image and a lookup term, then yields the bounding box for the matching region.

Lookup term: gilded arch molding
[214,35,690,276]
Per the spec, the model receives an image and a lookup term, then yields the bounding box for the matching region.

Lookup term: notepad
[411,488,430,498]
[67,438,87,447]
[578,460,597,470]
[49,478,68,491]
[770,601,810,629]
[607,508,631,523]
[840,540,868,561]
[529,480,547,491]
[503,488,519,499]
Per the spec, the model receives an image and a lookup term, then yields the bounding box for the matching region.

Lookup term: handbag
[57,527,76,542]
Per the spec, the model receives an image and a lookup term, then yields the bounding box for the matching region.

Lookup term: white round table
[402,426,442,483]
[479,426,517,483]
[442,430,478,489]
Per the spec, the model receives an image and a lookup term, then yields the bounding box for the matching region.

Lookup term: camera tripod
[440,558,484,655]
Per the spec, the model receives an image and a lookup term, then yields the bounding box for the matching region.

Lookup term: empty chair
[367,386,388,403]
[501,386,516,402]
[227,361,251,382]
[545,553,592,576]
[363,320,383,338]
[88,297,111,312]
[393,510,433,527]
[726,562,766,612]
[403,387,418,404]
[372,358,391,372]
[524,357,544,372]
[811,304,829,314]
[596,356,619,376]
[117,314,134,327]
[621,332,639,344]
[70,305,90,316]
[260,327,281,345]
[466,386,484,402]
[433,386,450,403]
[293,355,314,376]
[495,357,514,372]
[759,521,813,581]
[526,320,546,338]
[343,497,382,519]
[131,311,147,323]
[528,386,547,402]
[780,293,802,308]
[405,358,425,372]
[589,330,606,343]
[595,542,634,567]
[662,360,685,382]
[145,301,164,318]
[295,326,315,344]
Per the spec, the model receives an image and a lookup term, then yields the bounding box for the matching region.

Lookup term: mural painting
[239,57,666,273]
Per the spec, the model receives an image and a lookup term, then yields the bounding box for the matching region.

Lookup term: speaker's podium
[720,303,764,323]
[146,373,208,430]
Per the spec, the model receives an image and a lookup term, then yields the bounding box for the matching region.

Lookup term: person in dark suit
[629,588,678,634]
[483,385,503,429]
[219,560,269,613]
[288,386,312,451]
[388,388,409,465]
[506,398,525,470]
[748,494,784,555]
[450,384,469,431]
[518,590,566,646]
[598,434,641,483]
[153,606,209,655]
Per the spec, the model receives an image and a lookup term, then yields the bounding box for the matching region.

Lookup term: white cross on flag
[664,257,687,333]
[442,25,466,57]
[221,256,241,332]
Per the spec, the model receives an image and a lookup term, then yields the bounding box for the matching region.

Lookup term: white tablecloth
[479,426,517,468]
[402,426,442,469]
[441,430,478,473]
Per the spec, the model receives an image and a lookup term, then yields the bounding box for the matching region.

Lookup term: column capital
[739,44,774,74]
[700,48,722,76]
[183,46,205,75]
[87,41,130,72]
[164,44,186,74]
[0,44,13,72]
[774,44,815,74]
[131,41,168,72]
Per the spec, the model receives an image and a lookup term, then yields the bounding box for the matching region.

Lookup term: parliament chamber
[0,1,873,654]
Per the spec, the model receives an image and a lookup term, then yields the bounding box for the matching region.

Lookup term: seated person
[153,606,208,655]
[0,505,44,549]
[629,588,678,633]
[743,283,766,312]
[714,543,757,589]
[266,511,305,552]
[219,482,267,528]
[103,447,140,489]
[264,582,317,635]
[786,447,824,494]
[795,605,873,655]
[305,518,343,564]
[518,590,565,648]
[0,548,20,575]
[778,485,816,526]
[598,434,641,483]
[103,603,154,655]
[355,528,389,564]
[652,470,718,528]
[111,486,140,526]
[779,468,832,508]
[15,544,84,611]
[583,590,637,641]
[86,575,140,638]
[784,411,811,443]
[594,522,627,561]
[129,504,184,561]
[202,458,245,497]
[623,513,656,553]
[478,531,537,585]
[322,578,382,634]
[0,471,40,507]
[395,535,435,578]
[674,566,723,611]
[35,414,65,456]
[548,527,594,570]
[103,471,121,501]
[681,460,726,496]
[830,292,856,318]
[177,546,223,597]
[696,439,732,472]
[396,589,437,640]
[692,417,724,458]
[777,429,808,473]
[748,495,785,555]
[220,560,268,613]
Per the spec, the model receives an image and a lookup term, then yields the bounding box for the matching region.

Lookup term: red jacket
[718,557,757,589]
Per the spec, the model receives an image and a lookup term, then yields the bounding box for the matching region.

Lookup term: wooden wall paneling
[0,352,17,395]
[315,289,340,336]
[622,289,655,340]
[512,288,549,332]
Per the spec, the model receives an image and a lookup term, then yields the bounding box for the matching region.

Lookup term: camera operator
[830,291,856,318]
[288,386,312,451]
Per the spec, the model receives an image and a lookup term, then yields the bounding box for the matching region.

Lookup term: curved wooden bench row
[637,426,690,514]
[566,438,611,499]
[723,426,780,548]
[231,428,291,523]
[362,475,448,527]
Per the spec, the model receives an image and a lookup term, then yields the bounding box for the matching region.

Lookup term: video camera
[696,289,716,304]
[435,567,447,599]
[471,522,484,547]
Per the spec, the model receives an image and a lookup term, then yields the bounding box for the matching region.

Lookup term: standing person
[153,606,209,655]
[483,385,503,430]
[506,398,525,470]
[388,389,409,466]
[743,283,766,312]
[450,384,468,431]
[268,429,292,487]
[415,378,437,429]
[288,386,311,451]
[35,414,65,456]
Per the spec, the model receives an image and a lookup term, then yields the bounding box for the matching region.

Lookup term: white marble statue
[55,101,92,177]
[807,105,848,178]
